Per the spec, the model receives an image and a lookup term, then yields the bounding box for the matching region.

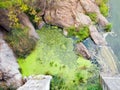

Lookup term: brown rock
[75,42,91,59]
[89,25,107,45]
[18,13,39,39]
[0,9,11,31]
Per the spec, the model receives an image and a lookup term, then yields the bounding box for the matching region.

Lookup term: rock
[43,0,108,28]
[44,0,92,28]
[0,30,23,88]
[0,9,39,39]
[75,42,91,59]
[0,9,11,31]
[17,75,52,90]
[89,25,107,45]
[80,0,100,13]
[18,13,39,39]
[97,13,109,27]
[38,21,45,29]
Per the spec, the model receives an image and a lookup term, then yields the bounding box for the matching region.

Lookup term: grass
[18,25,101,90]
[5,27,36,58]
[66,26,90,42]
[86,13,98,24]
[104,23,112,32]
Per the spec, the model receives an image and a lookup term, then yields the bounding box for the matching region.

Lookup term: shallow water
[106,0,120,61]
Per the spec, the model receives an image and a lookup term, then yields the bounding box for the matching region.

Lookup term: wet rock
[75,42,91,59]
[17,75,52,90]
[89,25,107,45]
[0,30,23,88]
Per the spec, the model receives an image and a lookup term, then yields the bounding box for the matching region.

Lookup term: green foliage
[18,25,100,90]
[86,13,98,24]
[5,27,36,57]
[104,23,112,32]
[99,2,109,17]
[95,0,109,17]
[0,0,41,28]
[0,1,12,8]
[66,26,90,42]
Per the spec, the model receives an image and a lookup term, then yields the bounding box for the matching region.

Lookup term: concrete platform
[101,76,120,90]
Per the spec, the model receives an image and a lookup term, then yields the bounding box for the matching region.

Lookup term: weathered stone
[17,75,52,90]
[0,9,39,39]
[38,21,45,29]
[43,0,108,28]
[18,13,39,39]
[0,30,23,88]
[75,42,91,59]
[97,14,109,27]
[0,9,11,31]
[80,0,100,13]
[89,25,107,45]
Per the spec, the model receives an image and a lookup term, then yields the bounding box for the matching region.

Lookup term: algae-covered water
[18,25,100,89]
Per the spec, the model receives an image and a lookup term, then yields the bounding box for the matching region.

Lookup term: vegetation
[5,27,36,57]
[66,26,90,42]
[86,13,98,23]
[95,0,109,17]
[18,25,101,90]
[0,0,41,28]
[104,23,112,32]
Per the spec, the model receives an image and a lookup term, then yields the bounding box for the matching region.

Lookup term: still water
[107,0,120,61]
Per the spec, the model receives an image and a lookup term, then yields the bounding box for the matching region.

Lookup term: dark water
[106,0,120,61]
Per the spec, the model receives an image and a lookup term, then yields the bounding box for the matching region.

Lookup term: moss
[104,23,112,32]
[18,25,99,89]
[99,2,109,17]
[66,26,90,42]
[5,27,36,58]
[86,13,98,23]
[95,0,109,17]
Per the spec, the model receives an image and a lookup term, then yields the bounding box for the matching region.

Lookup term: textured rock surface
[43,0,109,27]
[89,25,107,45]
[75,42,91,59]
[0,9,39,39]
[17,75,52,90]
[0,30,23,88]
[18,13,39,39]
[0,9,11,31]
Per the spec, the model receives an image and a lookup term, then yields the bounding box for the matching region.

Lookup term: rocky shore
[0,0,110,89]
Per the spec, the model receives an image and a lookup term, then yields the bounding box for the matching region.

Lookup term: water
[106,0,120,61]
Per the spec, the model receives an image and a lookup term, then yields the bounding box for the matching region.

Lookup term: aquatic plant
[18,25,100,89]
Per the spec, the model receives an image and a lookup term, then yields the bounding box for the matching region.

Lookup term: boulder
[0,9,39,39]
[18,13,39,39]
[17,75,52,90]
[0,30,23,88]
[0,9,11,31]
[75,42,91,59]
[43,0,109,28]
[89,25,107,45]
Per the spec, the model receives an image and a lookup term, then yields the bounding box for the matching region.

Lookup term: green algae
[18,25,99,89]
